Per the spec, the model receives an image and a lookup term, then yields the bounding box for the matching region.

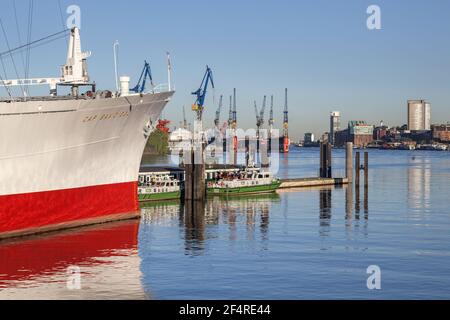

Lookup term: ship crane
[214,95,223,128]
[130,61,154,94]
[191,66,214,122]
[0,27,93,97]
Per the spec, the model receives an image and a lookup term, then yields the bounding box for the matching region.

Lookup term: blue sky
[1,0,450,140]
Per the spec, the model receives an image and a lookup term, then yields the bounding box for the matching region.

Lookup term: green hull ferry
[206,166,281,197]
[139,190,181,202]
[207,180,281,196]
[138,167,183,203]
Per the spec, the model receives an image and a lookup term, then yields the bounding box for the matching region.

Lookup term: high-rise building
[304,133,315,144]
[329,111,341,145]
[408,100,431,131]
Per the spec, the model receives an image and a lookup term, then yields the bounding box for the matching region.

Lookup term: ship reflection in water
[0,220,146,300]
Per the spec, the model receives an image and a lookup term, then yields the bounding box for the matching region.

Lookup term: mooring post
[364,152,369,188]
[346,142,353,183]
[355,152,360,187]
[319,142,325,178]
[184,148,194,201]
[327,142,332,178]
[184,146,206,201]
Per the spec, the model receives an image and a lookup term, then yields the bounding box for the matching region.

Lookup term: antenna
[167,51,172,91]
[113,40,119,92]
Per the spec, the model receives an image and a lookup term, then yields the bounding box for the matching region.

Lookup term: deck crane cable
[0,18,26,97]
[0,69,13,99]
[0,30,69,59]
[12,0,26,75]
[25,0,34,96]
[57,0,69,43]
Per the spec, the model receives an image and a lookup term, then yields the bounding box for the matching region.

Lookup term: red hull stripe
[0,182,139,235]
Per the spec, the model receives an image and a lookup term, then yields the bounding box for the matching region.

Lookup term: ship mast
[0,27,93,97]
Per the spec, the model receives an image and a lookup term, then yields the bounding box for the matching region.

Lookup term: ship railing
[150,83,170,94]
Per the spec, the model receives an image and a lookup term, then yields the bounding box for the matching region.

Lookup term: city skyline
[0,0,449,139]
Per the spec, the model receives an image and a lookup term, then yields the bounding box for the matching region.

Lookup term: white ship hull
[0,91,174,238]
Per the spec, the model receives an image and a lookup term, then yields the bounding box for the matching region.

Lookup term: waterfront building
[348,121,374,148]
[408,100,431,131]
[329,111,341,146]
[432,124,450,142]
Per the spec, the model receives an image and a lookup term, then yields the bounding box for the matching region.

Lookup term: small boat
[206,167,281,196]
[138,174,181,202]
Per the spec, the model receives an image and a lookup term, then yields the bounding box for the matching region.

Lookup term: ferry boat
[0,28,174,239]
[138,168,184,202]
[138,176,181,202]
[206,166,281,196]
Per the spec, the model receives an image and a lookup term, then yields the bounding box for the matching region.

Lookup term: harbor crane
[282,88,290,153]
[130,61,154,93]
[255,95,267,131]
[214,95,223,127]
[228,95,233,128]
[269,95,274,136]
[232,88,237,130]
[182,105,188,130]
[255,96,267,150]
[192,66,214,122]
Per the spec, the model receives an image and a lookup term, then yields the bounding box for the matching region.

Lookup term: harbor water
[1,148,450,299]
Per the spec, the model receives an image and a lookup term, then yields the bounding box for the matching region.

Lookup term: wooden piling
[184,148,206,201]
[326,143,332,178]
[346,142,353,183]
[364,152,369,188]
[320,142,332,178]
[355,152,360,187]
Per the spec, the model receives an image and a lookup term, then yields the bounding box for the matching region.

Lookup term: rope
[57,0,69,43]
[0,29,69,60]
[25,0,34,96]
[0,18,26,96]
[12,0,26,75]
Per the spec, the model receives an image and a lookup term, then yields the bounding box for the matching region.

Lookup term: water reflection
[0,220,145,300]
[139,194,280,256]
[407,157,432,215]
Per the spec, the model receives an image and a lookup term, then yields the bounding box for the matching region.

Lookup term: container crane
[191,66,214,122]
[130,61,153,93]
